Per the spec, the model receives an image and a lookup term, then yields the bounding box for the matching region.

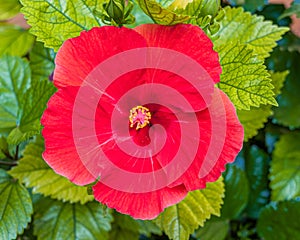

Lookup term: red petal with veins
[134,24,221,84]
[169,88,244,190]
[54,26,147,88]
[93,182,187,220]
[41,87,94,185]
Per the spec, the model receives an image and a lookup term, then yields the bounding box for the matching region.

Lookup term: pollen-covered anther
[129,106,151,130]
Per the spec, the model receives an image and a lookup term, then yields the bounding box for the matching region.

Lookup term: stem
[0,160,17,166]
[3,150,13,160]
[14,145,19,160]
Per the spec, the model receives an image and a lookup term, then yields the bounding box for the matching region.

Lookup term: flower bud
[105,0,125,25]
[199,0,221,17]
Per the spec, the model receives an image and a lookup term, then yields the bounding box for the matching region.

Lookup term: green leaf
[6,78,55,145]
[272,51,300,128]
[34,198,113,240]
[257,200,300,240]
[109,212,140,240]
[7,79,56,145]
[137,219,162,237]
[19,80,55,126]
[7,127,36,145]
[136,0,190,25]
[215,7,289,59]
[243,0,265,12]
[30,42,55,82]
[270,132,300,201]
[221,165,249,219]
[269,70,289,96]
[0,54,55,144]
[217,43,277,110]
[237,71,288,140]
[9,137,94,204]
[0,0,21,20]
[238,106,272,141]
[126,0,153,28]
[0,136,9,159]
[156,0,174,8]
[226,0,244,5]
[245,145,270,219]
[172,0,221,18]
[0,25,35,57]
[109,212,162,239]
[0,169,33,240]
[279,32,300,53]
[154,178,224,240]
[279,2,300,19]
[194,219,229,240]
[20,0,104,51]
[0,55,31,130]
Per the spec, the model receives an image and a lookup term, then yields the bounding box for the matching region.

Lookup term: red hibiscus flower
[41,24,244,219]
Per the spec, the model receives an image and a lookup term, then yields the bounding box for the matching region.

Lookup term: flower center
[129,106,151,130]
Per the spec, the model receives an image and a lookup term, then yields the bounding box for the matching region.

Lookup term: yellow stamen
[129,106,151,130]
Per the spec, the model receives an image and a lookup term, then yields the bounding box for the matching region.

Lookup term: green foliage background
[0,0,299,239]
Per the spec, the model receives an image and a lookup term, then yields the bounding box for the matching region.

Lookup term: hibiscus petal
[134,24,221,84]
[54,26,148,88]
[142,69,211,112]
[199,89,244,184]
[134,24,221,111]
[169,88,244,190]
[93,182,187,220]
[41,87,95,185]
